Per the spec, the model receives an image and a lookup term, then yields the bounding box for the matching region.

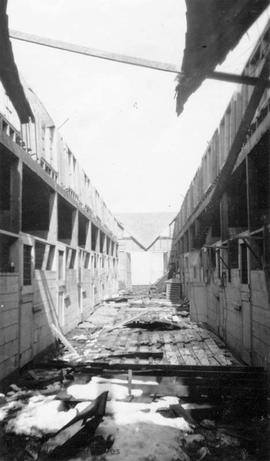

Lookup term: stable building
[117,212,175,292]
[0,1,119,382]
[171,21,270,371]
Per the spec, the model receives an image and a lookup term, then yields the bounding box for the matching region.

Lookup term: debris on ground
[104,296,129,304]
[124,310,188,330]
[0,296,269,461]
[184,433,205,450]
[200,419,216,429]
[51,324,79,358]
[41,391,108,456]
[60,302,236,367]
[66,376,143,401]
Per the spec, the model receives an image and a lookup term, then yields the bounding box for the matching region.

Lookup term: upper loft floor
[173,21,270,240]
[0,79,119,238]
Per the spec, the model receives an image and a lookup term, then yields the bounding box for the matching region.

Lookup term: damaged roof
[21,76,54,127]
[176,0,269,115]
[0,0,34,123]
[116,212,175,250]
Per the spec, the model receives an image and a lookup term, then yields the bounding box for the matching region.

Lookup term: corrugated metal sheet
[176,0,268,115]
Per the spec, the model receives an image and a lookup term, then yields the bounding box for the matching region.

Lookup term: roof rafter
[10,29,270,88]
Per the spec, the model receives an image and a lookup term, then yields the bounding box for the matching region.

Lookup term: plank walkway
[40,299,267,419]
[64,301,240,368]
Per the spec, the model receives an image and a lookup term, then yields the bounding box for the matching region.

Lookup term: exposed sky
[7,1,270,214]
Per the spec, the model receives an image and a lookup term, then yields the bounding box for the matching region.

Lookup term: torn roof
[176,0,269,115]
[21,77,54,127]
[116,212,175,250]
[0,0,34,123]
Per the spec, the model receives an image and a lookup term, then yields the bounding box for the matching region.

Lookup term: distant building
[117,212,175,292]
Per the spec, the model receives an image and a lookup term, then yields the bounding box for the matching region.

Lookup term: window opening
[69,249,76,269]
[58,250,64,280]
[100,232,105,253]
[0,158,11,211]
[240,243,248,284]
[91,224,98,251]
[46,245,55,270]
[23,245,32,285]
[210,247,216,269]
[228,239,239,269]
[244,236,263,271]
[0,235,17,272]
[35,241,46,269]
[84,252,90,269]
[106,237,110,255]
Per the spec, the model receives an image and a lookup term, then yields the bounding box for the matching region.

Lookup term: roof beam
[10,29,270,88]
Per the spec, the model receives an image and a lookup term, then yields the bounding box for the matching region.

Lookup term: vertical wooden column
[188,227,193,251]
[16,158,23,370]
[85,219,92,252]
[96,227,100,253]
[107,237,112,258]
[224,108,230,163]
[47,191,57,242]
[102,232,106,254]
[220,192,229,242]
[71,208,78,248]
[10,158,23,232]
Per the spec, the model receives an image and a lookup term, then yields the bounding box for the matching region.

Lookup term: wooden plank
[189,330,202,342]
[51,324,79,357]
[10,30,270,86]
[204,339,229,366]
[163,331,174,344]
[152,331,160,347]
[198,329,212,341]
[172,343,186,365]
[164,342,179,365]
[36,359,266,388]
[169,332,186,365]
[139,330,151,353]
[107,351,163,359]
[192,342,211,366]
[118,331,130,349]
[179,347,197,366]
[105,330,121,353]
[201,344,220,366]
[127,333,139,354]
[158,333,168,364]
[10,29,180,73]
[185,345,201,365]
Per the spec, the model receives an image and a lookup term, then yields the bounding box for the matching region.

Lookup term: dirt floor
[0,296,269,460]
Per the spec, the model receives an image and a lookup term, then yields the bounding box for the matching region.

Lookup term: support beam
[9,29,270,87]
[207,70,270,88]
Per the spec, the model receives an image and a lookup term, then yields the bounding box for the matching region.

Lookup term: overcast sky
[7,1,269,214]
